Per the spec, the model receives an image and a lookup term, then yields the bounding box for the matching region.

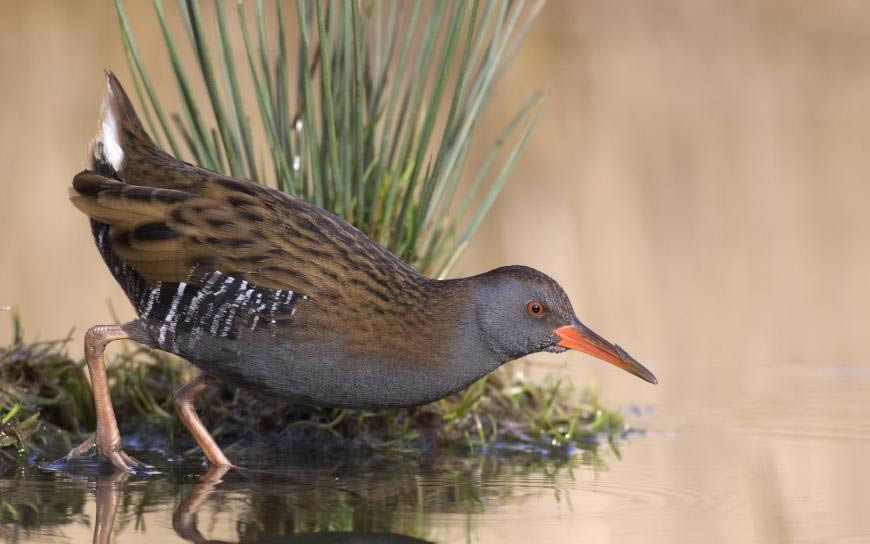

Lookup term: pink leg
[174,374,233,467]
[65,324,147,472]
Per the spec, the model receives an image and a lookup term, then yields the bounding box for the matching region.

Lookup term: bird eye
[527,300,544,317]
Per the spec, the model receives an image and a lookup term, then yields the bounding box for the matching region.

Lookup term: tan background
[2,2,870,542]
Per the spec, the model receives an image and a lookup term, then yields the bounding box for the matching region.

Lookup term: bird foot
[65,434,96,458]
[65,433,153,473]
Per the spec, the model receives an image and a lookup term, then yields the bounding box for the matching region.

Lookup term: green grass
[0,312,632,469]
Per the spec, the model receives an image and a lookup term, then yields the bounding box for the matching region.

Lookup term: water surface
[3,358,869,543]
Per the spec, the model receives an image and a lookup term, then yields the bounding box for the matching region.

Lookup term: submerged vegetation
[0,312,630,471]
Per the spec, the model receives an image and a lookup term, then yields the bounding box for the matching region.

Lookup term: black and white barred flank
[91,219,305,356]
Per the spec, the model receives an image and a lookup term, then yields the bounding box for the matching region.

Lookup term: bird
[66,73,657,472]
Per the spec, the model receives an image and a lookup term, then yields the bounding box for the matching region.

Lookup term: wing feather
[70,170,328,292]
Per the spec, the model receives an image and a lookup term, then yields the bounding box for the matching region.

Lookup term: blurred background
[1,1,869,542]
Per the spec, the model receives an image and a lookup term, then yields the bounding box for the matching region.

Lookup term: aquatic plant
[115,0,544,277]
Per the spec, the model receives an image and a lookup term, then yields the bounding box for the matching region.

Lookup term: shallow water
[3,358,870,544]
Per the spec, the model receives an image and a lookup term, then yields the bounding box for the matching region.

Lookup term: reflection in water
[169,465,430,544]
[1,452,584,543]
[5,362,870,543]
[93,471,128,544]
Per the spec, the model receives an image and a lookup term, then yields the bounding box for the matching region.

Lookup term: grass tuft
[116,0,546,278]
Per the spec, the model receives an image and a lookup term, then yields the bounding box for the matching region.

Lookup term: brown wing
[70,170,388,295]
[72,72,443,360]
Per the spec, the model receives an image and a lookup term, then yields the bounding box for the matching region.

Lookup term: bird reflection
[91,465,431,544]
[92,470,129,544]
[84,451,574,543]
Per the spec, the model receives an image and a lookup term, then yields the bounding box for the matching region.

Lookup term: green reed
[115,0,545,277]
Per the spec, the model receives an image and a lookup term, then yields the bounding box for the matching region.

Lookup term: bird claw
[64,434,154,473]
[107,449,151,473]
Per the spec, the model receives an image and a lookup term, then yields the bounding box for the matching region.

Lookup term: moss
[0,312,633,470]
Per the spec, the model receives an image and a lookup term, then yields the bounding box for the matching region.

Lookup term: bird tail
[88,72,158,179]
[73,73,203,285]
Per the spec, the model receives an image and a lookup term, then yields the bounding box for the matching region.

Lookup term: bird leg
[65,324,148,472]
[174,374,233,467]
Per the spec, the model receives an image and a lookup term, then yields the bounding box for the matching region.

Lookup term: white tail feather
[89,81,124,172]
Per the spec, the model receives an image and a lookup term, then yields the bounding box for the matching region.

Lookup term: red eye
[527,301,544,317]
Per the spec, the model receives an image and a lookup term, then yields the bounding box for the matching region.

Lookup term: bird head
[470,266,657,384]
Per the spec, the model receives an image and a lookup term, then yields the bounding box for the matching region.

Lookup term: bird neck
[422,275,514,377]
[341,272,507,378]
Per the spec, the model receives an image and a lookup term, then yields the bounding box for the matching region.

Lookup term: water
[3,357,869,544]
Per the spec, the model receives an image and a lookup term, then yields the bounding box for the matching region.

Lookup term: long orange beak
[554,320,658,384]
